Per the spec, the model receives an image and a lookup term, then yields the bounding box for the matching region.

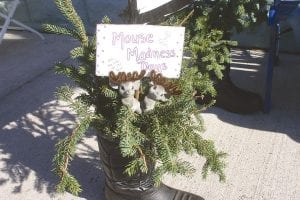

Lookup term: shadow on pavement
[0,71,104,200]
[206,49,300,143]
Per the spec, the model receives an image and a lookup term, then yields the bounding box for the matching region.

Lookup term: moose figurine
[109,70,181,114]
[143,70,181,112]
[109,70,146,114]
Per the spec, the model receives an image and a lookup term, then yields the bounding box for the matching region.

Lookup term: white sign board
[137,0,173,13]
[96,24,185,78]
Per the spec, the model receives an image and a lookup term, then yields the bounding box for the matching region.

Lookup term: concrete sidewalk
[0,31,300,200]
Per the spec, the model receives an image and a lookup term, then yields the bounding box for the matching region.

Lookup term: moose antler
[109,70,146,84]
[150,70,182,96]
[109,70,146,100]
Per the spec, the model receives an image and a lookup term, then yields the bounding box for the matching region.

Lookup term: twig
[179,9,194,26]
[137,146,148,172]
[59,126,79,177]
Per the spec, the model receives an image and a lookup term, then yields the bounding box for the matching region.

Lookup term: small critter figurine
[143,70,181,112]
[109,70,146,114]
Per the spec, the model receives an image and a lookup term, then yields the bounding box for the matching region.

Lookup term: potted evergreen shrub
[187,0,267,114]
[43,0,230,199]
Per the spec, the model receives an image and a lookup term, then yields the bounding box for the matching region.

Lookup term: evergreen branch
[99,86,118,99]
[42,24,81,40]
[70,47,84,59]
[56,173,82,195]
[153,166,166,186]
[54,0,88,45]
[55,85,104,125]
[151,117,177,171]
[55,63,95,92]
[101,15,112,24]
[116,106,145,157]
[76,42,97,67]
[197,99,216,112]
[194,136,227,182]
[53,117,92,195]
[56,85,92,118]
[173,160,195,176]
[125,159,140,177]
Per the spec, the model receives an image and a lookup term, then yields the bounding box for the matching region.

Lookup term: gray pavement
[0,31,300,200]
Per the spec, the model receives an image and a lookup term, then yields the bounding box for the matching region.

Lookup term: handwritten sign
[96,24,185,78]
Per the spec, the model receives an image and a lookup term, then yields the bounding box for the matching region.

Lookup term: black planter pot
[196,62,263,114]
[97,134,205,200]
[215,63,263,114]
